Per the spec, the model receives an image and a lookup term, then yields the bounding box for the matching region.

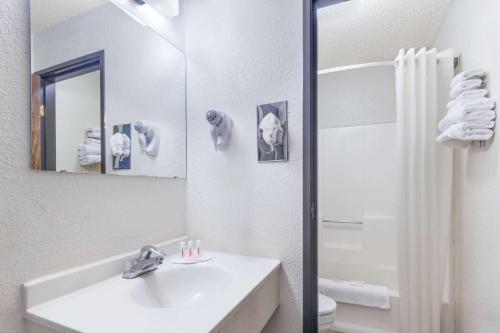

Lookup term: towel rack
[322,219,363,225]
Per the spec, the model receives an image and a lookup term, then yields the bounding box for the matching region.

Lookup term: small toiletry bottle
[187,240,193,257]
[179,241,186,258]
[195,240,202,257]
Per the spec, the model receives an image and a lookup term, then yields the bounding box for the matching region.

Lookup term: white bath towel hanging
[450,79,484,99]
[450,68,486,88]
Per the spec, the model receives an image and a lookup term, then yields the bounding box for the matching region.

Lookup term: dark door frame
[34,50,106,173]
[303,0,349,331]
[303,0,318,331]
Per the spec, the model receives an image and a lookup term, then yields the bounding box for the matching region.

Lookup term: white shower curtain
[395,48,455,333]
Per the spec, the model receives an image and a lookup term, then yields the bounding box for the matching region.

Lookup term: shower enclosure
[317,62,401,331]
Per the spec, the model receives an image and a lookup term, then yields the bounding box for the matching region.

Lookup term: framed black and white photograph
[257,101,288,162]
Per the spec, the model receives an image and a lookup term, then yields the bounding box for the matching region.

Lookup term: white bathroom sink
[23,240,280,333]
[130,266,232,308]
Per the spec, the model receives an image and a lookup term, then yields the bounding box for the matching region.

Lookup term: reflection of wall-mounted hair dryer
[134,120,161,156]
[206,110,232,151]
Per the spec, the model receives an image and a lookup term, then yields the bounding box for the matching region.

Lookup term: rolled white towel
[439,98,496,131]
[437,122,494,147]
[447,89,488,109]
[450,79,484,99]
[319,278,390,310]
[79,154,101,166]
[450,69,486,88]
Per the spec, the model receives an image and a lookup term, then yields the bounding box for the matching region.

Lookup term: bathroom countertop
[24,251,281,333]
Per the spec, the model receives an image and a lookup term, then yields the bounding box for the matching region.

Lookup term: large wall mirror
[30,0,186,178]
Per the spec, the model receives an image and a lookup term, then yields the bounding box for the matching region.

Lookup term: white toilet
[318,293,337,332]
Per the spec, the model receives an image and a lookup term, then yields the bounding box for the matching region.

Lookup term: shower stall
[317,62,401,332]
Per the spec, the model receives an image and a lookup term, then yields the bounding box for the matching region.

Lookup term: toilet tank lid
[319,294,337,315]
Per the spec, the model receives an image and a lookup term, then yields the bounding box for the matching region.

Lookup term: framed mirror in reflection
[30,0,186,178]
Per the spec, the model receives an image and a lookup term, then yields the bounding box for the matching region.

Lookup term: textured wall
[185,0,303,332]
[0,1,186,332]
[433,1,500,332]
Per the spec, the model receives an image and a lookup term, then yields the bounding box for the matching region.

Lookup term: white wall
[33,3,187,178]
[0,1,186,332]
[55,71,101,174]
[433,1,500,332]
[185,0,303,331]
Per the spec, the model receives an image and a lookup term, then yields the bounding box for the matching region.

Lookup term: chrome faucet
[122,245,166,279]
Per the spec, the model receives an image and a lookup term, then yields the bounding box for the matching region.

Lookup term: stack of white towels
[437,69,496,148]
[78,127,101,166]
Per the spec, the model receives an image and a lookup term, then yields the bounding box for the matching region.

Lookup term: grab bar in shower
[322,219,364,225]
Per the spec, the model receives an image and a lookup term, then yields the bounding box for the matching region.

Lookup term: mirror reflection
[30,0,186,178]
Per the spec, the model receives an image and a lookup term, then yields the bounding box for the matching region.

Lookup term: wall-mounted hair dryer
[134,120,161,156]
[206,110,232,151]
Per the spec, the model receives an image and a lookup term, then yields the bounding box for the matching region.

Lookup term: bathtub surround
[0,1,186,332]
[433,0,500,332]
[317,65,398,290]
[185,0,303,331]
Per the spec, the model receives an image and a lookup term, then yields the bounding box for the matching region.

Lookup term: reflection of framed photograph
[112,124,131,170]
[257,101,288,162]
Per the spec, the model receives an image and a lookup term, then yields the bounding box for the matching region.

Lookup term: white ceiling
[31,0,108,33]
[318,0,455,70]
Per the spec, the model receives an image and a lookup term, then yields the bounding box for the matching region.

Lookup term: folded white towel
[85,127,101,133]
[466,110,496,122]
[79,154,101,166]
[439,99,496,131]
[450,79,484,99]
[85,127,102,139]
[437,122,494,147]
[78,144,101,155]
[319,278,390,310]
[447,89,489,109]
[86,132,101,140]
[450,69,486,88]
[84,138,101,145]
